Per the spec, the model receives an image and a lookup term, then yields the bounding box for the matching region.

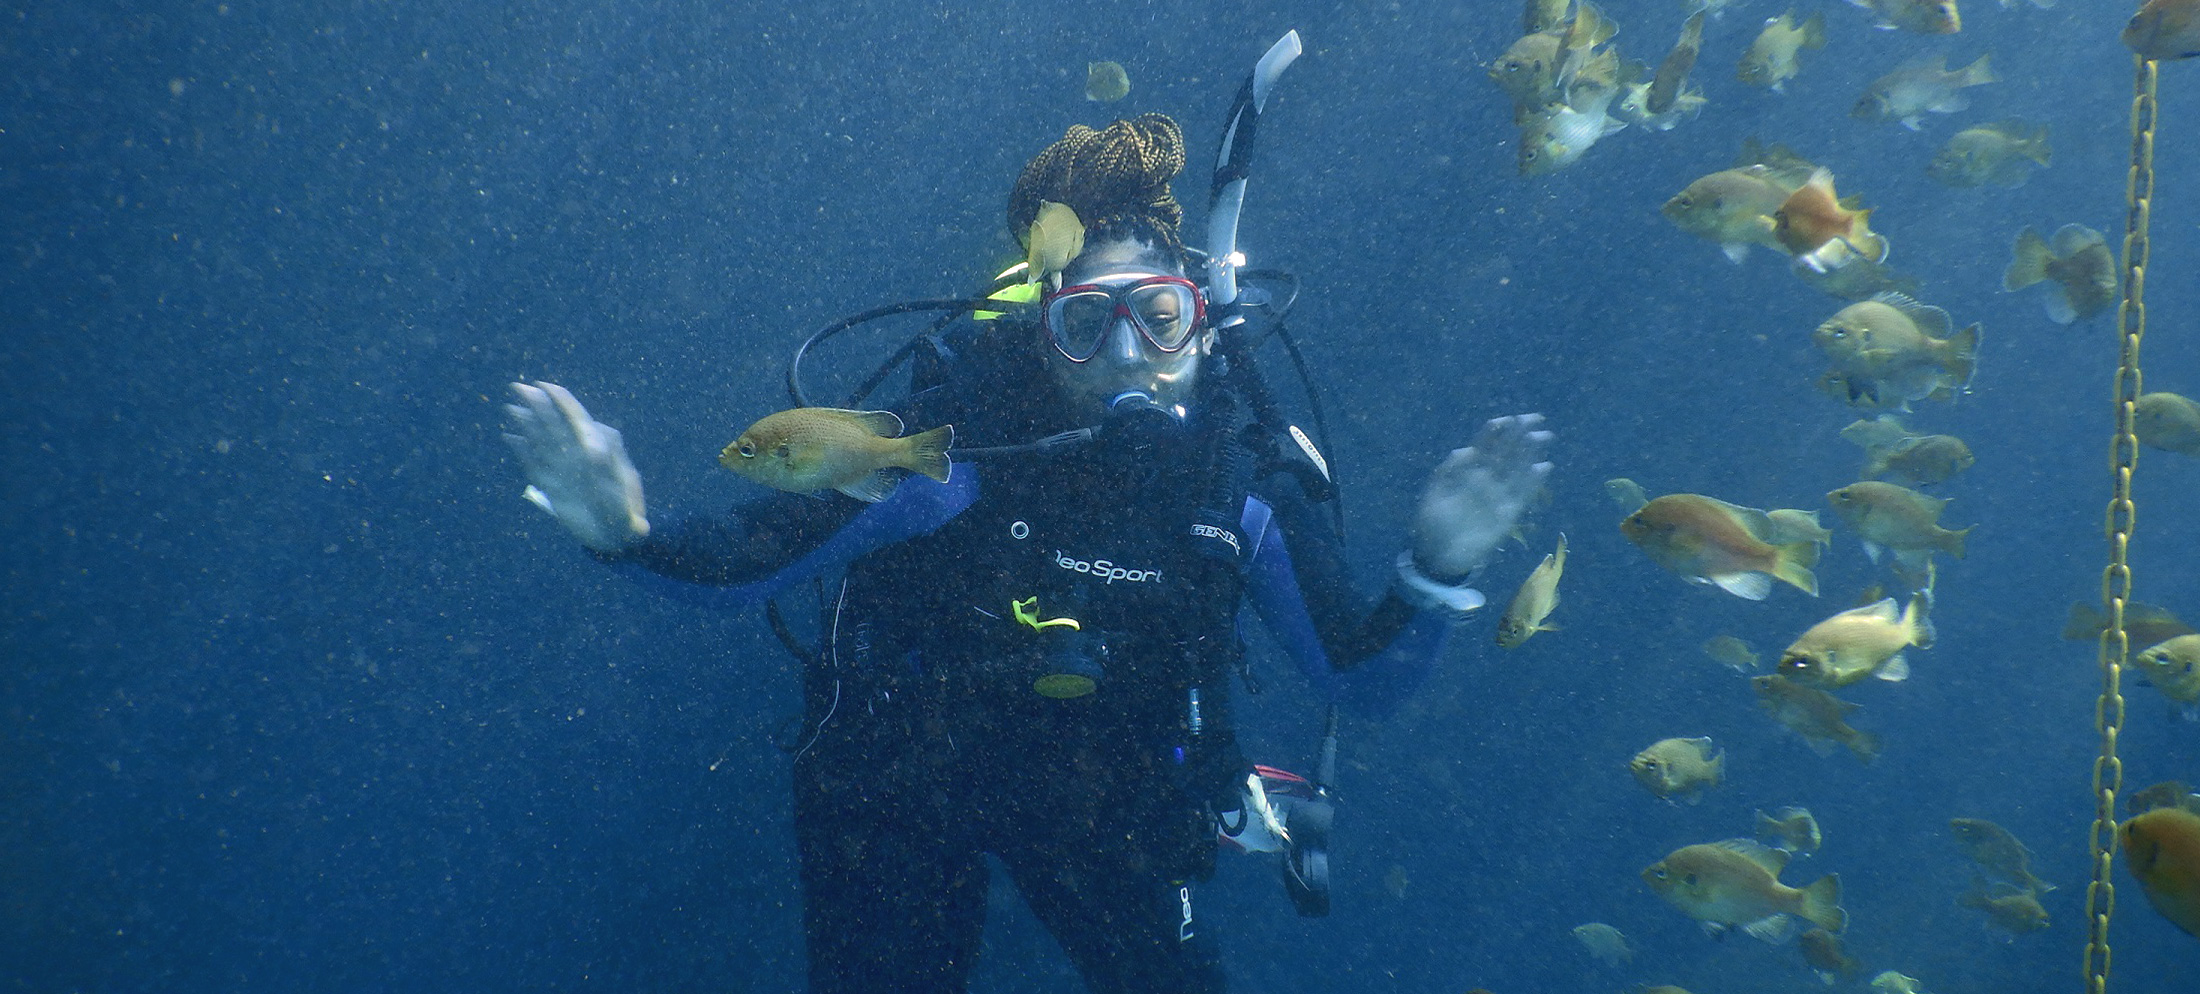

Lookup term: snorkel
[1204,31,1302,315]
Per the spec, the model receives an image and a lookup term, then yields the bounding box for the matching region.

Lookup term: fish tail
[1944,524,1972,560]
[1798,874,1848,932]
[2028,124,2053,166]
[899,425,955,483]
[1799,12,1827,49]
[1905,596,1936,650]
[1958,53,1998,88]
[1940,322,1982,391]
[1845,730,1882,763]
[1772,540,1821,597]
[2003,227,2051,291]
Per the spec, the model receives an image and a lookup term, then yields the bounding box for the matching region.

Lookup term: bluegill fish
[1631,736,1725,803]
[1704,635,1762,673]
[2135,635,2200,707]
[721,408,953,503]
[1754,674,1881,760]
[1801,926,1862,983]
[1843,416,1975,486]
[1949,817,2052,893]
[1630,10,1706,125]
[1084,61,1130,102]
[1757,806,1823,853]
[1738,10,1827,91]
[1849,0,1960,34]
[2136,392,2200,456]
[1024,201,1086,287]
[2003,224,2117,324]
[1929,119,2050,188]
[1570,921,1632,965]
[1621,493,1821,600]
[2125,0,2200,61]
[1873,971,1931,994]
[1826,481,1971,568]
[1811,293,1979,410]
[1962,880,2049,933]
[1519,81,1627,175]
[1642,838,1846,940]
[1777,597,1932,688]
[2122,804,2200,938]
[1490,2,1618,113]
[1496,534,1567,647]
[1662,165,1798,263]
[1854,53,1997,130]
[1773,169,1889,271]
[2063,600,2196,649]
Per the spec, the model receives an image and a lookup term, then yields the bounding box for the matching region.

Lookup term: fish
[1084,61,1130,102]
[1872,971,1932,994]
[1490,2,1619,112]
[1843,417,1975,486]
[1773,169,1889,271]
[1638,11,1706,122]
[1826,482,1972,569]
[1642,838,1846,940]
[1961,879,2050,933]
[1703,635,1762,673]
[1687,0,1750,16]
[1949,817,2053,893]
[1753,674,1882,760]
[2002,224,2118,324]
[1518,81,1627,175]
[1777,597,1931,688]
[1854,53,1998,130]
[1497,534,1567,648]
[2135,635,2200,706]
[1811,293,1980,410]
[1797,252,1923,301]
[1662,165,1799,263]
[1618,81,1706,132]
[1928,120,2051,188]
[1801,926,1863,982]
[1757,805,1823,853]
[1606,477,1651,513]
[2123,804,2200,937]
[1738,11,1828,92]
[2125,0,2200,61]
[1766,508,1832,547]
[1631,736,1726,803]
[2129,780,2200,817]
[1621,493,1822,600]
[2063,600,2198,649]
[1024,201,1086,287]
[1849,0,1961,34]
[720,409,953,502]
[2136,392,2200,455]
[1526,0,1572,34]
[1571,921,1633,965]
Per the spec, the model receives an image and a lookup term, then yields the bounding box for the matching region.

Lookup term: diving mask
[1041,275,1207,362]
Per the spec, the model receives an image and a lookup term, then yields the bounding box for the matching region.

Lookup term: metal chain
[2084,52,2156,994]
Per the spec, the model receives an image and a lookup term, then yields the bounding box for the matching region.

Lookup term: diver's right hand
[501,380,649,552]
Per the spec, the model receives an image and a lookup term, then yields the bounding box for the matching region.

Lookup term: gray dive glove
[1399,414,1554,617]
[501,380,650,553]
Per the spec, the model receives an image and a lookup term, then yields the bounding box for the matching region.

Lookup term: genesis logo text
[1052,550,1161,584]
[1189,523,1241,556]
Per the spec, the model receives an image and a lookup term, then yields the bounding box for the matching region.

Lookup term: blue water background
[6,0,2199,991]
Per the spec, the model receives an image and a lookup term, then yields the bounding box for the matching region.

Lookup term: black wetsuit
[604,330,1450,993]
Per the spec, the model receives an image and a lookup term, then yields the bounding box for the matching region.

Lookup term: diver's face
[1043,238,1210,422]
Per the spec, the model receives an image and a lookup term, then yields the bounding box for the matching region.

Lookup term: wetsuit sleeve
[597,471,980,611]
[1243,489,1455,719]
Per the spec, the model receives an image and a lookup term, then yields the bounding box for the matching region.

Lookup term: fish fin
[1990,159,2033,188]
[1770,80,1786,95]
[1877,653,1911,682]
[1901,116,1925,131]
[1721,242,1752,264]
[1713,571,1774,601]
[1941,323,1982,391]
[1958,53,1999,87]
[1803,735,1839,758]
[1715,837,1791,874]
[2003,227,2050,290]
[1846,730,1882,763]
[1945,524,1972,560]
[2045,289,2078,325]
[1772,540,1821,597]
[2029,126,2054,165]
[2051,223,2106,256]
[897,424,955,483]
[1799,874,1847,932]
[1742,914,1796,944]
[833,409,906,438]
[1800,12,1827,48]
[1861,539,1885,564]
[1927,92,1971,115]
[2063,602,2109,641]
[835,469,900,504]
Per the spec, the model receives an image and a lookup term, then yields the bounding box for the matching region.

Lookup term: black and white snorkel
[1203,30,1302,318]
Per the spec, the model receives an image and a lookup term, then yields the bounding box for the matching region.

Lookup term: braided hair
[1006,114,1190,268]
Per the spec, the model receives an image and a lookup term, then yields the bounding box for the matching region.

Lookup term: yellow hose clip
[1011,596,1081,633]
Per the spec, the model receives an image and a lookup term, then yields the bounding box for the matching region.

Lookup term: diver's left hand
[1410,414,1554,580]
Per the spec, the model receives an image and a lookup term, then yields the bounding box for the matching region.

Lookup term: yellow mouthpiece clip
[1011,596,1081,633]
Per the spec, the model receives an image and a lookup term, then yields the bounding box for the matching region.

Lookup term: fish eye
[736,442,756,458]
[1651,867,1668,880]
[774,444,791,458]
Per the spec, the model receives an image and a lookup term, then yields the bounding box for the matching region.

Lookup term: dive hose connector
[1393,550,1486,621]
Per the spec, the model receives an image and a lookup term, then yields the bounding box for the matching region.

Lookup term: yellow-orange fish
[1777,597,1931,688]
[2136,392,2200,455]
[2122,805,2200,938]
[2125,0,2200,61]
[1642,838,1846,940]
[1773,168,1888,272]
[1622,494,1820,600]
[721,408,953,502]
[1754,674,1881,761]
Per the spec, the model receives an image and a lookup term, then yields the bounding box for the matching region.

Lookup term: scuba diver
[500,104,1550,992]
